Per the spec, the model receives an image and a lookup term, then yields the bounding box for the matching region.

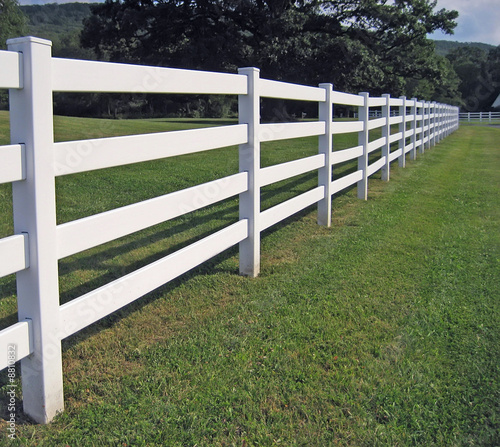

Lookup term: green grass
[0,114,498,445]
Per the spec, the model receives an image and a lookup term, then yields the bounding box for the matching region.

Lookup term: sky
[429,0,500,46]
[18,0,500,47]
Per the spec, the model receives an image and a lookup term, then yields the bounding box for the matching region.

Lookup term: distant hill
[20,2,93,43]
[19,3,96,58]
[433,40,496,57]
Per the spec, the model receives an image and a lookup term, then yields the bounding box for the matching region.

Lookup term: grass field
[0,114,499,445]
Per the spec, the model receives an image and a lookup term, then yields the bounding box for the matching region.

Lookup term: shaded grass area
[0,115,498,445]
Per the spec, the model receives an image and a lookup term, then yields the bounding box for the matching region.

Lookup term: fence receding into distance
[0,36,459,423]
[459,111,500,124]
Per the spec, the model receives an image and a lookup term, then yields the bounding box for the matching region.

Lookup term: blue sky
[429,0,500,46]
[19,0,500,47]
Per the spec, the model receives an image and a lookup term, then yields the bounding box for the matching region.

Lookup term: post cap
[7,36,52,47]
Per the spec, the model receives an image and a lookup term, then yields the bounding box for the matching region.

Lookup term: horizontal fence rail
[0,50,23,89]
[53,124,248,175]
[51,57,248,95]
[0,36,459,424]
[459,112,500,124]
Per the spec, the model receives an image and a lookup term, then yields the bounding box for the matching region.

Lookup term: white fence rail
[0,36,459,423]
[459,111,500,124]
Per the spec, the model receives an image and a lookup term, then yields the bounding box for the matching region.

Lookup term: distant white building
[492,92,500,109]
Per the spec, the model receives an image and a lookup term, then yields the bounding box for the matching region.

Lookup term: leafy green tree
[485,46,500,109]
[0,0,28,49]
[81,0,459,117]
[20,3,96,59]
[446,45,500,111]
[0,0,28,110]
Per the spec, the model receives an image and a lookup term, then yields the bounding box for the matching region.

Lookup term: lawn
[0,114,498,445]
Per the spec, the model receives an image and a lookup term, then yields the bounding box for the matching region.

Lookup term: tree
[81,0,460,117]
[0,0,28,110]
[447,45,500,111]
[485,46,500,109]
[0,0,28,49]
[20,3,96,59]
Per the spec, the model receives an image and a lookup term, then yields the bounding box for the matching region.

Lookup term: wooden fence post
[238,67,260,277]
[7,36,64,424]
[357,92,369,200]
[318,83,333,226]
[381,93,391,181]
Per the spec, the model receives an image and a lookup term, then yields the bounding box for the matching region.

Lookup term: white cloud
[431,0,500,46]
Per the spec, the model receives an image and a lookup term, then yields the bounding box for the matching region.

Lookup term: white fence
[0,36,459,423]
[459,111,500,124]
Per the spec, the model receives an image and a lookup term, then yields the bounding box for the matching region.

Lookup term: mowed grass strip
[0,116,498,445]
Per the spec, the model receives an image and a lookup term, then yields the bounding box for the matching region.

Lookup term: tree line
[1,0,499,117]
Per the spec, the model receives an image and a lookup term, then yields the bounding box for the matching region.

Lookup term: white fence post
[381,93,391,181]
[436,103,440,143]
[446,106,449,135]
[439,104,443,142]
[419,101,425,155]
[7,37,64,424]
[438,104,443,142]
[450,107,452,132]
[427,102,432,150]
[238,67,260,277]
[436,103,442,144]
[443,105,447,137]
[399,96,407,167]
[357,92,369,200]
[441,105,444,137]
[440,104,444,142]
[438,103,441,143]
[428,103,433,147]
[318,83,333,226]
[443,104,450,138]
[431,102,437,147]
[423,102,428,151]
[435,104,440,143]
[410,98,418,160]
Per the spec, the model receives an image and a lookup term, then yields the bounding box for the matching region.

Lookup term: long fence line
[459,111,500,124]
[0,36,459,424]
